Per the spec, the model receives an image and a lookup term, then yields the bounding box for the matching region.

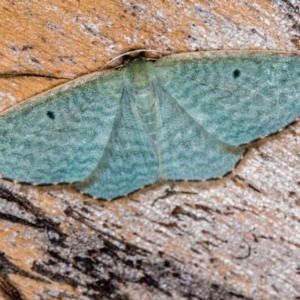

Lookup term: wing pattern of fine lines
[0,71,123,183]
[0,52,299,199]
[77,86,158,200]
[155,53,300,145]
[153,81,243,182]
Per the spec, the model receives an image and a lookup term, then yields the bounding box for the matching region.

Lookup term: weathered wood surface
[0,1,300,299]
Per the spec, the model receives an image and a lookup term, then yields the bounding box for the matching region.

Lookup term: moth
[0,51,299,200]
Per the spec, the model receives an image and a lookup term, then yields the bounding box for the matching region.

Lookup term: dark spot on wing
[233,69,241,79]
[47,111,55,120]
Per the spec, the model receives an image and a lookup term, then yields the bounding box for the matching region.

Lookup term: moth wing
[154,52,300,146]
[0,71,123,184]
[152,80,243,181]
[77,85,158,200]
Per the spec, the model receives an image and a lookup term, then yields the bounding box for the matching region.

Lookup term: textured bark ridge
[0,184,256,300]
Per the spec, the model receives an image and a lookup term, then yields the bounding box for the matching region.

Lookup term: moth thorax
[134,87,155,108]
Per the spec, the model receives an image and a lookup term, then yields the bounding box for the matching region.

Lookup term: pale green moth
[0,51,299,200]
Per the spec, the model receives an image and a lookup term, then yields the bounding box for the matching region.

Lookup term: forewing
[0,71,122,184]
[77,85,158,200]
[154,52,300,146]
